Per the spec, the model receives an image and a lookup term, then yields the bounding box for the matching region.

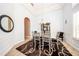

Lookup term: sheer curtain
[73,11,79,39]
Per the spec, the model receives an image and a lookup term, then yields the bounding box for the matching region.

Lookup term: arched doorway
[24,17,30,40]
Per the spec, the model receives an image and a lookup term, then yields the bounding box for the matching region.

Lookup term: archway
[24,17,30,40]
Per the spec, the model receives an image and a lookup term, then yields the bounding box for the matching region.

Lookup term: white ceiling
[23,3,64,15]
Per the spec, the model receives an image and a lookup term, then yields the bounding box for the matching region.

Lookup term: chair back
[56,32,64,41]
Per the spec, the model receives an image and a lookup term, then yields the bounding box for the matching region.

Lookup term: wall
[0,3,15,55]
[73,4,79,13]
[0,3,33,55]
[14,4,34,41]
[72,4,79,51]
[63,3,79,51]
[32,10,64,38]
[63,3,73,42]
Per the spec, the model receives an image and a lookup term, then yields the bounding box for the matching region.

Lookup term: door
[24,17,30,40]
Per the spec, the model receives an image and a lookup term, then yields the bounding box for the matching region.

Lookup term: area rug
[16,39,72,56]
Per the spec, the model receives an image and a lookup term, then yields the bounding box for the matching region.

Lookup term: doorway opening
[24,17,30,40]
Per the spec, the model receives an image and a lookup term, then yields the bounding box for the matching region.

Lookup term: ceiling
[23,3,64,15]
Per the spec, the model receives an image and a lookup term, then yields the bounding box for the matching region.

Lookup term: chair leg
[42,38,44,50]
[39,40,41,56]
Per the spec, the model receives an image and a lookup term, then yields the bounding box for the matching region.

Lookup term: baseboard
[64,39,79,52]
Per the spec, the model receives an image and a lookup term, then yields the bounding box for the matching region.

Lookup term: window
[73,11,79,39]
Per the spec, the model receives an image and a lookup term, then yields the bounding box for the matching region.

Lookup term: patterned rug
[16,39,72,56]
